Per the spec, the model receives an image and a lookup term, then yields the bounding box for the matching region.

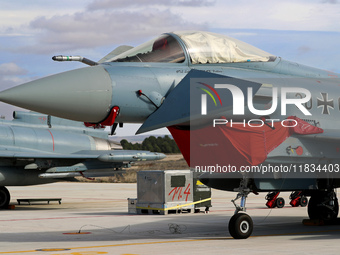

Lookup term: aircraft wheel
[308,192,338,220]
[300,196,308,207]
[0,187,10,209]
[276,197,285,208]
[228,213,253,239]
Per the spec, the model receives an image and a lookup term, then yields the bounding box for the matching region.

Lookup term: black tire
[300,196,308,207]
[0,187,10,209]
[308,192,339,220]
[228,213,253,239]
[276,197,285,208]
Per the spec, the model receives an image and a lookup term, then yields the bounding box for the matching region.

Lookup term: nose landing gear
[228,177,253,239]
[228,213,253,239]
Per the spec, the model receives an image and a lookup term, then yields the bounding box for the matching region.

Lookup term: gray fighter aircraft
[1,31,339,239]
[0,111,165,209]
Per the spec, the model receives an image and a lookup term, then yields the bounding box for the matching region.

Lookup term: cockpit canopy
[110,31,276,64]
[111,34,185,63]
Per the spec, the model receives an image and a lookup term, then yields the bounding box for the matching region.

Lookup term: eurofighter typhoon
[1,31,339,239]
[0,111,165,209]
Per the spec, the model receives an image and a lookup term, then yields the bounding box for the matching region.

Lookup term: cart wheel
[228,213,253,239]
[300,196,308,207]
[276,197,285,208]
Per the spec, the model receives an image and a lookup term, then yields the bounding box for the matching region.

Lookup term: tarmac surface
[1,182,340,255]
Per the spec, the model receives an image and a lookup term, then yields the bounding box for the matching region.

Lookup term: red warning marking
[47,129,55,151]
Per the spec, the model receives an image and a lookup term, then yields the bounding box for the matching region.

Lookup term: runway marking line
[251,228,340,238]
[1,228,340,254]
[0,239,212,254]
[36,249,70,251]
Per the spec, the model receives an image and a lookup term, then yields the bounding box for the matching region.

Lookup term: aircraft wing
[0,146,164,161]
[0,146,165,178]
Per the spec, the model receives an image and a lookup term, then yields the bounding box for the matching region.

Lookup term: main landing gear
[228,177,253,239]
[0,186,10,209]
[308,190,338,221]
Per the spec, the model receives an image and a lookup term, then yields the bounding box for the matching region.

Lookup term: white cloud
[3,0,340,56]
[0,62,35,119]
[1,0,212,55]
[172,0,340,32]
[87,0,215,10]
[0,63,31,92]
[322,0,338,3]
[0,63,27,76]
[22,8,206,54]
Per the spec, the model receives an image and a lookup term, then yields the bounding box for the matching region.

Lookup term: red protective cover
[168,117,323,169]
[84,106,119,128]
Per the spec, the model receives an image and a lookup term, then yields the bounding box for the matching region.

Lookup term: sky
[1,0,340,136]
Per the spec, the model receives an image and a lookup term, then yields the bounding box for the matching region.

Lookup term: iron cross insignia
[317,92,334,115]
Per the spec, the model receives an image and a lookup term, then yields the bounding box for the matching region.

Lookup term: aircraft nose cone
[0,66,112,123]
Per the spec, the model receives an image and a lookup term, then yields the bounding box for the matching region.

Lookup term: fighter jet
[1,31,339,239]
[0,111,165,209]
